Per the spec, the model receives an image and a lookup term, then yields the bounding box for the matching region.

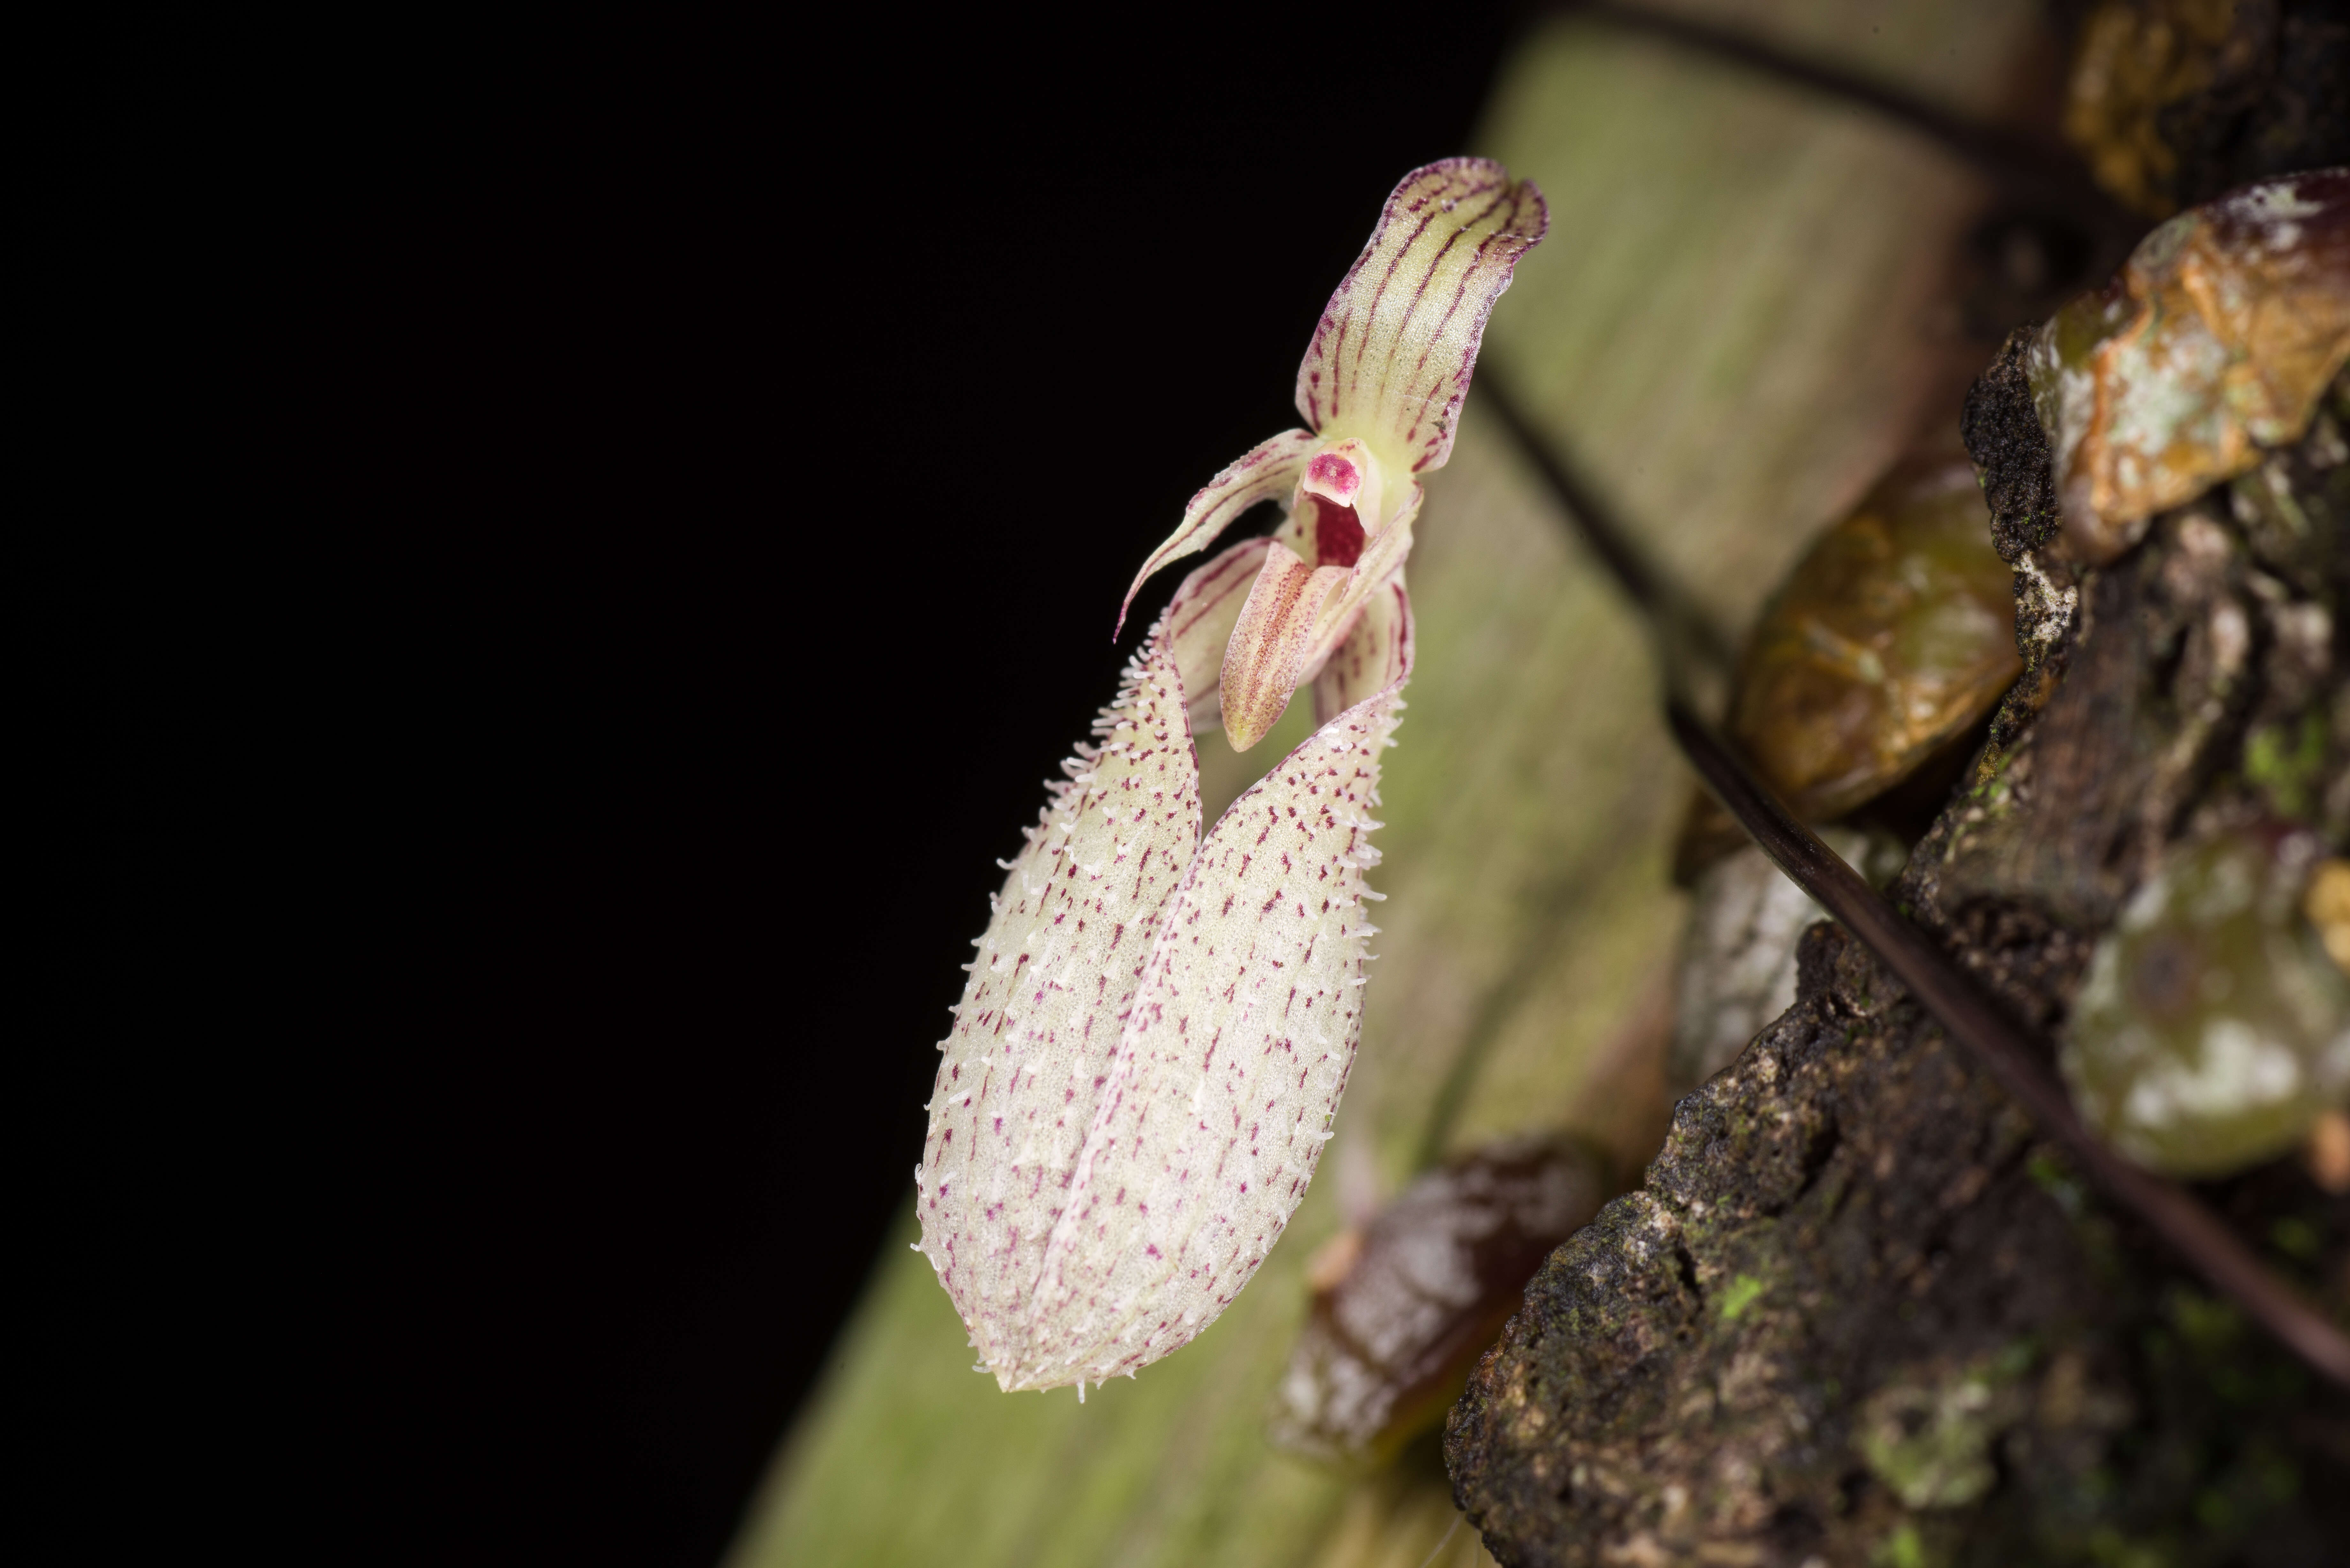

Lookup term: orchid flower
[914,160,1548,1395]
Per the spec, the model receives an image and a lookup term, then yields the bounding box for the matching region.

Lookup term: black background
[301,12,1520,1566]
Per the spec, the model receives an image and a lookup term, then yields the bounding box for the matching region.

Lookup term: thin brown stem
[1668,700,2350,1388]
[1476,377,1737,697]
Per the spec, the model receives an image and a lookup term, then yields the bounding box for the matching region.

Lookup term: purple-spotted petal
[1004,620,1413,1391]
[1294,159,1547,478]
[1118,429,1319,634]
[917,611,1204,1379]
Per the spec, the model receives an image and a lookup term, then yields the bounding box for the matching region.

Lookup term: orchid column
[915,160,1548,1395]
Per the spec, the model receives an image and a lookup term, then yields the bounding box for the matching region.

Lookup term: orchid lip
[1294,438,1384,570]
[1306,495,1367,569]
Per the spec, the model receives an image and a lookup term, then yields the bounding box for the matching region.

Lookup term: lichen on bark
[1446,372,2350,1567]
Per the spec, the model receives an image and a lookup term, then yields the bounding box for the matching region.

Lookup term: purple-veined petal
[916,611,1203,1378]
[1001,597,1415,1391]
[1218,541,1350,752]
[1290,481,1423,695]
[1312,574,1412,726]
[1118,429,1319,635]
[1168,536,1273,735]
[1294,158,1547,478]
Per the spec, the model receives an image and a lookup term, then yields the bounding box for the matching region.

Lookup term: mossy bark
[1446,381,2350,1567]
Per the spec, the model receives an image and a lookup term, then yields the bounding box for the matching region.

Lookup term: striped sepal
[1217,541,1351,752]
[1118,428,1318,635]
[1312,571,1412,726]
[1168,536,1273,735]
[1294,159,1547,477]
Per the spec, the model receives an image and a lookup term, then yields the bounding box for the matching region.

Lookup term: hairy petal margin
[1000,592,1416,1391]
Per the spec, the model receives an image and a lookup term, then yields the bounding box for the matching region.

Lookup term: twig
[1668,699,2350,1390]
[1477,378,1736,684]
[1550,1,2142,245]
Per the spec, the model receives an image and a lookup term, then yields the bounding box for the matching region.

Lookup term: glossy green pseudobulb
[2063,830,2350,1176]
[1729,447,2021,824]
[1673,444,2022,885]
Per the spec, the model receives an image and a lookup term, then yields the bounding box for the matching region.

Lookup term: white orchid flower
[915,159,1548,1395]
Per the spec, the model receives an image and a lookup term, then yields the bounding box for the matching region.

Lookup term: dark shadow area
[286,13,1516,1566]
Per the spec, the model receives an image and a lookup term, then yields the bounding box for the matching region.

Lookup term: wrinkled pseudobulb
[1267,1136,1609,1463]
[918,161,1546,1395]
[1673,441,2018,884]
[2029,167,2350,563]
[2063,827,2350,1176]
[1730,444,2021,822]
